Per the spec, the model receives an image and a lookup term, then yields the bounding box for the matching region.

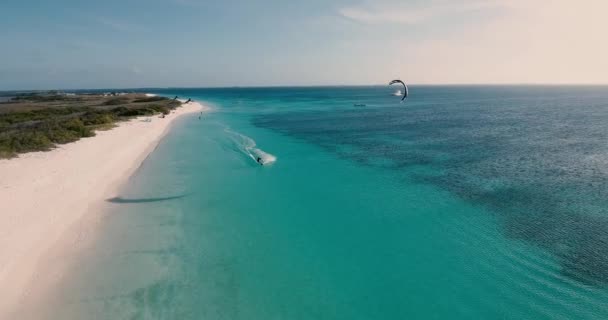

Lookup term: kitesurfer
[257,157,263,165]
[389,80,408,101]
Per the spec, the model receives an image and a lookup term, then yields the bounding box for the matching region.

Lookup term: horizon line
[2,83,608,93]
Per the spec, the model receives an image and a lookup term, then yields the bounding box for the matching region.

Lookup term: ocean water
[50,86,608,319]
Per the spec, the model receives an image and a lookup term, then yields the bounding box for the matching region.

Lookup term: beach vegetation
[133,96,166,103]
[103,97,130,105]
[0,93,182,158]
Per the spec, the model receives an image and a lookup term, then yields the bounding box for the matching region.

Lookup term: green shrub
[0,134,15,158]
[82,111,115,125]
[148,104,170,115]
[104,97,129,105]
[46,128,80,144]
[10,131,53,153]
[111,106,159,117]
[60,118,92,138]
[0,107,89,126]
[133,96,166,103]
[111,106,129,115]
[168,100,181,108]
[62,118,84,131]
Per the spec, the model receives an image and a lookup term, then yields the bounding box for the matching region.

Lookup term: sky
[1,0,608,90]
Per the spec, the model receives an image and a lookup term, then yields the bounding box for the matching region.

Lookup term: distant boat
[393,90,402,96]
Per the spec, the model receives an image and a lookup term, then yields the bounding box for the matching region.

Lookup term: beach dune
[0,101,205,317]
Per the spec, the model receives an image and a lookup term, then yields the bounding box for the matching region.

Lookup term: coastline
[0,100,207,317]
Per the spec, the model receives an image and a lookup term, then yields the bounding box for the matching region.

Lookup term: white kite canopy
[389,80,408,101]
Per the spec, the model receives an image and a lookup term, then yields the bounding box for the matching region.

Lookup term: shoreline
[0,100,207,317]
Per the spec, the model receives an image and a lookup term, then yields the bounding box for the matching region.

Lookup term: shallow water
[52,86,608,319]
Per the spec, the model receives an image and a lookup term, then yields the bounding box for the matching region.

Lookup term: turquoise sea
[52,86,608,319]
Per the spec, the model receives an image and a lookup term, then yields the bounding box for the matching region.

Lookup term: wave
[224,128,277,165]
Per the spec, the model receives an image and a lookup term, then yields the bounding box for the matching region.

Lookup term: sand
[0,101,207,317]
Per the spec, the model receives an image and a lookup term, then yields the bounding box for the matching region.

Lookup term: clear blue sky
[1,0,607,90]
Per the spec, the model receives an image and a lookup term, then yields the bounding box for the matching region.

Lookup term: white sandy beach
[0,100,206,317]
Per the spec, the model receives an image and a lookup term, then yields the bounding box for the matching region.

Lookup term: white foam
[224,128,277,165]
[251,148,277,165]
